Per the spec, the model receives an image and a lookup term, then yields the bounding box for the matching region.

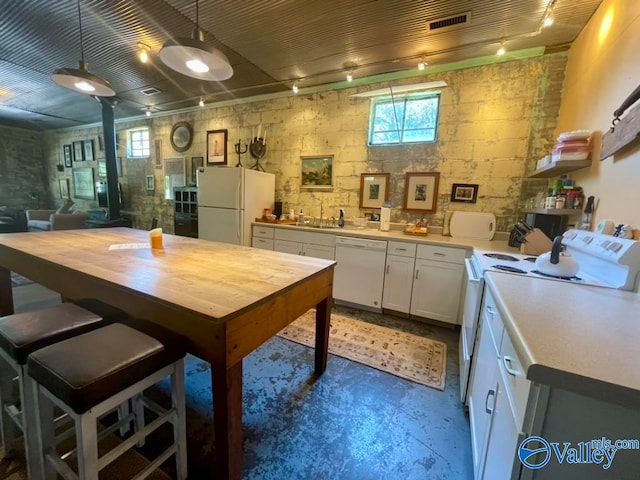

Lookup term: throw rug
[277,310,446,390]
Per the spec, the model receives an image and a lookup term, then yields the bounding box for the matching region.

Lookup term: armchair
[26,209,89,231]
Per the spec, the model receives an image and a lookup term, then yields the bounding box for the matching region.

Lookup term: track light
[199,96,205,107]
[497,43,506,56]
[145,107,152,117]
[137,42,150,63]
[159,0,233,81]
[51,0,115,96]
[292,82,299,94]
[543,0,556,28]
[418,57,426,70]
[346,71,353,82]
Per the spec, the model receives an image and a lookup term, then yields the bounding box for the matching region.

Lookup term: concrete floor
[11,284,474,479]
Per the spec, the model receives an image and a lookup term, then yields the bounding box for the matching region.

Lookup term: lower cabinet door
[382,254,415,313]
[274,239,302,256]
[481,369,519,480]
[303,243,335,260]
[410,259,464,324]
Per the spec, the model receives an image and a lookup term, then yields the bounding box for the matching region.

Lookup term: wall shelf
[526,159,591,178]
[522,208,581,216]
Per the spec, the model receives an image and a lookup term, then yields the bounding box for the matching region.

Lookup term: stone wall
[21,52,567,232]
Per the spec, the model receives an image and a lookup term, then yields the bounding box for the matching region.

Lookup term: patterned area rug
[277,310,447,390]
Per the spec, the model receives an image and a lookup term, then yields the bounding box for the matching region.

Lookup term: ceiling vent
[428,12,471,32]
[141,87,162,96]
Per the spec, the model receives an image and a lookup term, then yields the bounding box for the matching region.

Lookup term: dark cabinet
[174,187,198,238]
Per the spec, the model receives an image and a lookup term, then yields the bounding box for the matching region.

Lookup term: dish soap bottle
[297,209,304,226]
[338,209,345,228]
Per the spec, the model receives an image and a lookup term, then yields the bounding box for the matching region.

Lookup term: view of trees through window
[369,94,440,145]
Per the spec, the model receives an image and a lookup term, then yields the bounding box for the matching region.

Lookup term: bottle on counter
[297,209,305,225]
[338,209,345,228]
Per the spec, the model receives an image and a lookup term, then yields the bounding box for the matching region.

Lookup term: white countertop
[253,222,520,254]
[485,272,640,408]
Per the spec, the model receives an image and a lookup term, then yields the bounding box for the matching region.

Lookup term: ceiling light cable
[50,0,115,96]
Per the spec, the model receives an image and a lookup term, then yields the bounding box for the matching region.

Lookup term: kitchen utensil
[534,235,579,277]
[449,212,496,240]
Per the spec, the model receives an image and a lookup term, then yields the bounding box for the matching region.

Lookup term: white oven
[459,229,640,405]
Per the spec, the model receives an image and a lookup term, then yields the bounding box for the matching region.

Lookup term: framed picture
[83,139,94,162]
[72,167,95,200]
[450,183,479,203]
[359,173,390,209]
[73,141,84,162]
[301,155,333,190]
[206,129,227,165]
[97,157,122,177]
[146,175,155,191]
[191,156,204,185]
[63,145,73,168]
[403,172,440,213]
[58,178,70,199]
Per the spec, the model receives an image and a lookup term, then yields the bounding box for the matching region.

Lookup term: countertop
[485,272,640,409]
[252,222,520,254]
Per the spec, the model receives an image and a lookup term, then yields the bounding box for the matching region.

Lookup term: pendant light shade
[159,0,233,81]
[51,0,115,97]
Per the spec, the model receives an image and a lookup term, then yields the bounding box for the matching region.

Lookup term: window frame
[126,127,151,159]
[368,92,441,146]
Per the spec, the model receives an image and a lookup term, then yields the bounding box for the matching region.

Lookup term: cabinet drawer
[253,226,274,239]
[387,241,416,258]
[416,244,466,264]
[481,287,503,354]
[499,331,531,428]
[252,237,274,250]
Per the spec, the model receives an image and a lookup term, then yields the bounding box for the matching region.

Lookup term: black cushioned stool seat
[0,299,128,479]
[27,318,188,479]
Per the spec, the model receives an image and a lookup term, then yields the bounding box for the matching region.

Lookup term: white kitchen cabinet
[410,258,464,324]
[273,229,335,260]
[252,225,274,250]
[382,241,416,314]
[467,308,499,479]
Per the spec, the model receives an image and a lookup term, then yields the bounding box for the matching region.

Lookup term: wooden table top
[0,228,335,323]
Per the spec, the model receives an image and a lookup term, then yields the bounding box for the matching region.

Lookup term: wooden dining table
[0,228,335,480]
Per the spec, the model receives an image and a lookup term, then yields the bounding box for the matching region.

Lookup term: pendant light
[51,0,115,97]
[159,0,233,81]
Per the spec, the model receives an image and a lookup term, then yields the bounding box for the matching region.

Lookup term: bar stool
[0,299,128,478]
[27,317,188,480]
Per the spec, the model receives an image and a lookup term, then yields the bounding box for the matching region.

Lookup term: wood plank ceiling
[0,0,602,131]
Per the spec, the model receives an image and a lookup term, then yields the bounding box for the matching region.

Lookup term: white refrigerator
[197,167,275,246]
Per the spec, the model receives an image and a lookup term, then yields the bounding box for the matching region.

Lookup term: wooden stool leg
[76,413,99,480]
[0,357,20,457]
[172,359,188,480]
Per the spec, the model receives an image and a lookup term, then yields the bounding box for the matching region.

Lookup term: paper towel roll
[380,206,390,231]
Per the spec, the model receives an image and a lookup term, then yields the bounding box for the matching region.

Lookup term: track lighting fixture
[51,0,115,96]
[346,71,353,82]
[159,0,233,81]
[145,107,152,117]
[543,0,556,28]
[496,43,506,56]
[199,96,205,107]
[418,57,426,70]
[292,82,299,94]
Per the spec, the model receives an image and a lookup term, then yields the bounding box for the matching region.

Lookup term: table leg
[0,267,13,316]
[212,360,243,480]
[314,296,331,375]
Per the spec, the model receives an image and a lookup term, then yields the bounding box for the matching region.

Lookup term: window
[368,93,440,145]
[127,127,150,158]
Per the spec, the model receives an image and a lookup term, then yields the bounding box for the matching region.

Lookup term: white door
[382,254,415,313]
[197,167,242,209]
[410,259,464,324]
[198,207,242,244]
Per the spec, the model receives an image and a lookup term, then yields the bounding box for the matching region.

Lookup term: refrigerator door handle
[237,217,241,243]
[236,181,242,210]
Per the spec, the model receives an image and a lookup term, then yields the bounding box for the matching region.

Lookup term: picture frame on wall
[63,145,73,168]
[359,173,390,209]
[191,156,204,185]
[450,183,478,203]
[300,155,334,190]
[72,167,95,200]
[83,139,94,162]
[97,157,122,177]
[403,172,440,213]
[146,175,155,191]
[206,129,227,165]
[73,141,84,162]
[58,178,70,199]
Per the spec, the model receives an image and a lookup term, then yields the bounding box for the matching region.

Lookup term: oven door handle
[465,258,481,284]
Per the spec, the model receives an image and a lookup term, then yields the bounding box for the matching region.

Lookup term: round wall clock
[170,122,193,152]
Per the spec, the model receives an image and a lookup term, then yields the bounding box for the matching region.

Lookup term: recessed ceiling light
[137,42,150,63]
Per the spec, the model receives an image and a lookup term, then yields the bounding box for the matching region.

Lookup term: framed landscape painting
[301,155,333,190]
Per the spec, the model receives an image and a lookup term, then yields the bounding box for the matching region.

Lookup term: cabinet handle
[433,252,446,257]
[503,356,520,377]
[415,269,419,280]
[386,265,390,275]
[486,305,495,316]
[397,248,407,251]
[485,388,496,414]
